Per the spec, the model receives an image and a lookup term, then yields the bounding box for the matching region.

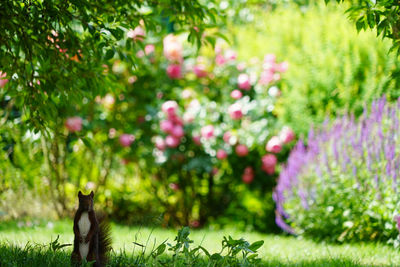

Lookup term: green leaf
[156,243,166,255]
[248,240,264,252]
[104,49,115,60]
[198,246,211,257]
[210,253,222,261]
[81,137,93,150]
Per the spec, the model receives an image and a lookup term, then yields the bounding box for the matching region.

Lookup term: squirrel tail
[97,213,112,264]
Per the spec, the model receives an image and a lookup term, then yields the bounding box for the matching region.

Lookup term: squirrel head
[78,190,94,212]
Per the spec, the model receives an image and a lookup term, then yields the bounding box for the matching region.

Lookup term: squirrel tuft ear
[78,191,83,197]
[90,191,94,197]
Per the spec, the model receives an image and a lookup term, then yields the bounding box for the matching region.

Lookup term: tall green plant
[233,3,400,134]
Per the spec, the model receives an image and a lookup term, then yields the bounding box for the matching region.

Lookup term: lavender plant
[274,96,400,243]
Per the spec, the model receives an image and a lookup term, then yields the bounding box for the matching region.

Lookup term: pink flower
[171,125,184,138]
[235,144,249,157]
[145,44,155,55]
[137,116,145,124]
[190,220,200,228]
[395,215,400,231]
[127,26,145,41]
[136,50,145,58]
[236,62,246,71]
[273,73,281,81]
[277,61,289,73]
[160,120,174,133]
[261,154,277,168]
[108,128,116,139]
[121,159,130,165]
[65,117,83,132]
[261,154,277,174]
[167,64,182,79]
[169,183,180,191]
[268,86,281,97]
[201,125,214,139]
[266,136,282,153]
[128,76,137,84]
[238,73,251,90]
[228,103,243,120]
[168,114,183,126]
[155,137,166,151]
[119,134,135,147]
[262,165,275,175]
[216,149,228,160]
[163,34,183,62]
[230,90,243,100]
[181,89,193,99]
[214,44,222,54]
[264,54,276,64]
[224,49,237,61]
[165,135,180,148]
[223,131,231,144]
[183,112,195,123]
[192,135,201,145]
[193,64,207,78]
[215,54,226,66]
[242,167,254,184]
[259,70,274,85]
[0,71,8,88]
[279,127,295,144]
[102,94,115,109]
[162,100,178,116]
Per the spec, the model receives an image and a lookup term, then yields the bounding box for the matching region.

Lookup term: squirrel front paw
[79,235,84,243]
[84,236,90,243]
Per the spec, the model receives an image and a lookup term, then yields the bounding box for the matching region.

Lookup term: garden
[1,0,400,266]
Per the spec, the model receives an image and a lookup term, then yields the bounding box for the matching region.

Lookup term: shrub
[233,3,400,134]
[141,35,295,229]
[275,96,400,244]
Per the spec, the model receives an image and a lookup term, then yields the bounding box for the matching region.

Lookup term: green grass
[0,219,399,266]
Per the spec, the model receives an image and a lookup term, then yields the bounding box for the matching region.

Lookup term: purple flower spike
[274,96,400,236]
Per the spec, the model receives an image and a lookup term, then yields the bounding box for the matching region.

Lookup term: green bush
[233,3,400,134]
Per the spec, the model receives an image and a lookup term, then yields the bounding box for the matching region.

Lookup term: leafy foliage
[234,2,400,135]
[325,0,400,54]
[0,0,224,130]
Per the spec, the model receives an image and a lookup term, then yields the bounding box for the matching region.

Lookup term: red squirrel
[71,191,112,267]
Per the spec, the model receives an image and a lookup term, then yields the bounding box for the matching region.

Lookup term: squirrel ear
[90,191,94,197]
[78,191,82,197]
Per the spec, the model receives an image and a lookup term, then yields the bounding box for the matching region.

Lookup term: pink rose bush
[103,31,295,227]
[152,35,294,191]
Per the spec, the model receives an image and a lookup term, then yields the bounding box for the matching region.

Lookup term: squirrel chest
[78,212,91,260]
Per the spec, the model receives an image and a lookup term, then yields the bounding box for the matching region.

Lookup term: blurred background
[1,0,400,248]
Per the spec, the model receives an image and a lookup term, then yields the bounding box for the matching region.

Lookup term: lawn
[0,220,399,266]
